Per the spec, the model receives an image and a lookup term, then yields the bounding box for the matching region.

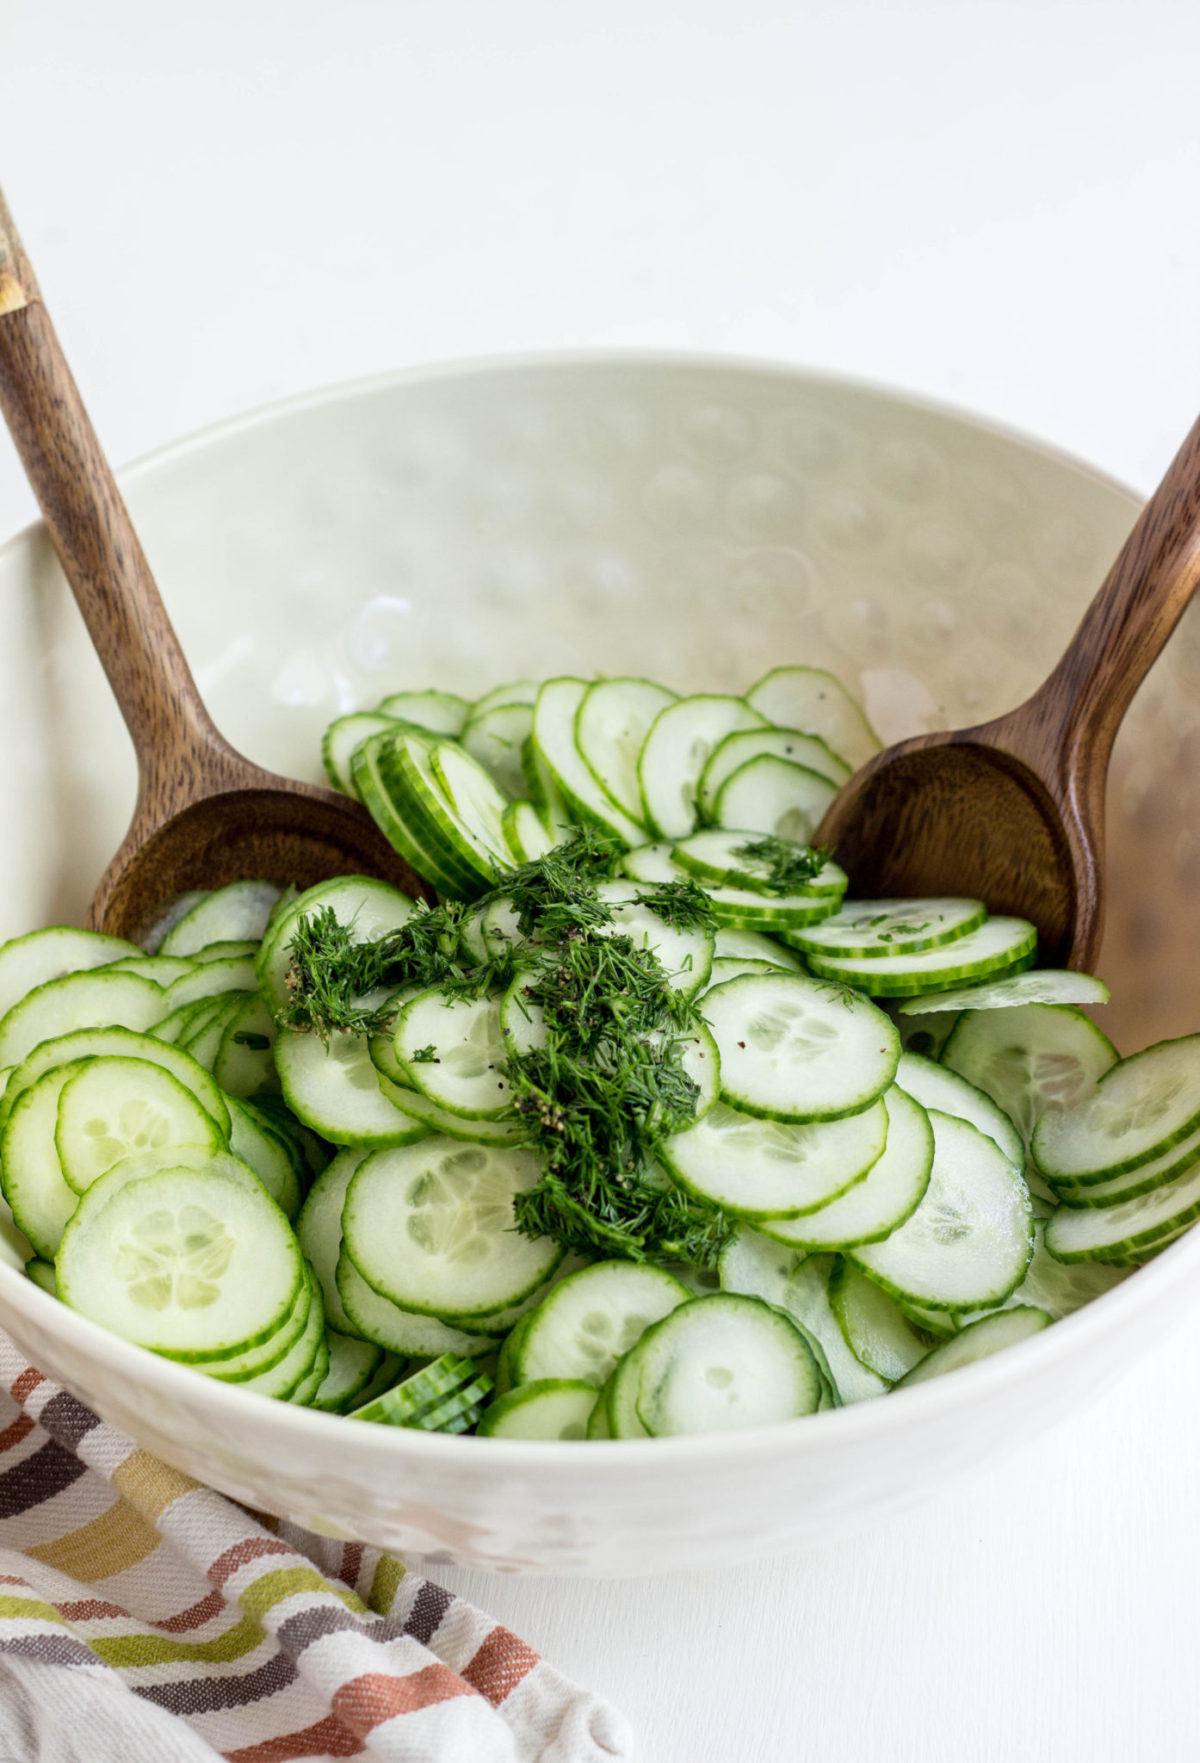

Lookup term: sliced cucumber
[957,1220,1129,1323]
[105,955,196,987]
[24,1258,56,1298]
[705,957,780,986]
[713,928,803,970]
[477,1378,598,1440]
[213,993,278,1098]
[711,755,837,845]
[348,1351,479,1424]
[58,1161,302,1362]
[373,1064,529,1145]
[472,680,540,717]
[377,689,470,736]
[0,927,141,1025]
[623,842,841,931]
[1046,1123,1200,1206]
[192,940,261,964]
[663,1097,887,1220]
[889,1005,960,1062]
[745,665,879,769]
[673,830,847,898]
[639,695,767,840]
[1044,1153,1200,1263]
[322,711,402,796]
[850,1110,1032,1311]
[295,1150,366,1335]
[2,1062,93,1258]
[0,1026,230,1141]
[942,1003,1118,1150]
[337,1252,500,1356]
[897,1306,1051,1386]
[160,881,283,957]
[702,972,898,1123]
[1032,1036,1200,1183]
[205,1268,316,1384]
[779,1255,890,1404]
[257,876,419,1016]
[575,677,677,829]
[55,1057,225,1197]
[179,995,242,1072]
[342,1138,562,1320]
[0,970,165,1069]
[276,1029,429,1147]
[698,727,850,820]
[792,898,988,961]
[757,1085,933,1250]
[898,970,1111,1015]
[503,800,555,863]
[513,1260,691,1389]
[717,1226,807,1308]
[310,1330,390,1413]
[805,918,1037,997]
[395,990,515,1120]
[633,1293,822,1435]
[593,881,714,999]
[226,1097,303,1220]
[532,678,645,843]
[352,734,471,893]
[522,732,576,841]
[894,1051,1023,1167]
[828,1260,930,1381]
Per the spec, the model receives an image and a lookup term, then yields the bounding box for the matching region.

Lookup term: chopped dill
[277,829,731,1267]
[409,1044,439,1063]
[730,834,829,894]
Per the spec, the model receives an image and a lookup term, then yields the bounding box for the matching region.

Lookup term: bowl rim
[0,345,1181,1475]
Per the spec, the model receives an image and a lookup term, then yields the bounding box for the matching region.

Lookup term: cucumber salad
[0,664,1187,1440]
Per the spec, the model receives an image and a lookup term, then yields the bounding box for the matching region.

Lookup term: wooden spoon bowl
[816,412,1200,972]
[0,189,430,938]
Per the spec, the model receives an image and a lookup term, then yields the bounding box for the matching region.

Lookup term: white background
[2,3,1200,1758]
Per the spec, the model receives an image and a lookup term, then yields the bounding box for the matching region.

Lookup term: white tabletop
[3,3,1200,1756]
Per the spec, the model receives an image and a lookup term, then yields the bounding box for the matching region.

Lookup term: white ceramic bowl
[1,354,1197,1578]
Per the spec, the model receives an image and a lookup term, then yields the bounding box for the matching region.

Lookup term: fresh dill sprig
[731,834,829,893]
[277,828,733,1267]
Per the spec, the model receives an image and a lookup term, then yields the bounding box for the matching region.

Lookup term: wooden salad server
[0,186,431,940]
[814,413,1200,970]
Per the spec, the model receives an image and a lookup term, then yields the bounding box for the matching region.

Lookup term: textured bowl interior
[0,354,1197,1576]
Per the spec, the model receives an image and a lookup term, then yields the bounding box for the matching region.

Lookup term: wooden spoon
[814,414,1200,970]
[0,188,431,940]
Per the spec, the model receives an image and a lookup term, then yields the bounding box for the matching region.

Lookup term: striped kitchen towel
[0,1340,633,1762]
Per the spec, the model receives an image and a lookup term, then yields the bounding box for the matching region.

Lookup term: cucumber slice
[1044,1153,1200,1263]
[373,1066,529,1145]
[514,1261,691,1389]
[58,1162,303,1362]
[1046,1122,1200,1205]
[673,830,847,898]
[889,1005,960,1061]
[55,1057,225,1196]
[805,918,1037,997]
[757,1085,933,1250]
[587,1389,613,1436]
[779,1255,890,1403]
[322,712,402,795]
[257,875,419,1016]
[745,665,879,769]
[2,1062,93,1258]
[0,970,166,1069]
[942,1003,1119,1150]
[638,695,767,840]
[593,881,714,999]
[0,1027,231,1140]
[343,1139,562,1320]
[532,678,644,843]
[276,1029,429,1147]
[159,959,259,1014]
[702,972,898,1123]
[717,1226,807,1307]
[957,1220,1129,1323]
[502,800,554,863]
[337,1254,500,1355]
[711,755,837,845]
[698,727,850,820]
[351,735,471,893]
[150,998,222,1047]
[575,677,677,828]
[713,928,803,970]
[897,1306,1052,1386]
[213,993,278,1098]
[633,1293,822,1436]
[192,941,261,964]
[472,679,541,716]
[663,1097,888,1220]
[296,1150,366,1335]
[0,927,141,1025]
[247,1094,330,1182]
[431,741,517,867]
[521,733,576,841]
[368,733,509,892]
[705,957,780,986]
[348,1351,477,1424]
[377,689,470,735]
[395,990,515,1120]
[160,882,283,958]
[478,1378,598,1440]
[105,955,196,987]
[310,1329,389,1412]
[605,1341,651,1438]
[179,995,242,1072]
[851,1110,1032,1311]
[226,1097,303,1220]
[142,891,209,955]
[1032,1036,1200,1183]
[623,842,841,931]
[289,1335,333,1406]
[205,1269,315,1383]
[898,970,1111,1014]
[792,898,988,961]
[894,1051,1023,1167]
[828,1259,930,1381]
[226,1265,327,1400]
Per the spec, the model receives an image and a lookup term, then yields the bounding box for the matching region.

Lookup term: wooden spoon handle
[0,186,240,790]
[1006,411,1200,779]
